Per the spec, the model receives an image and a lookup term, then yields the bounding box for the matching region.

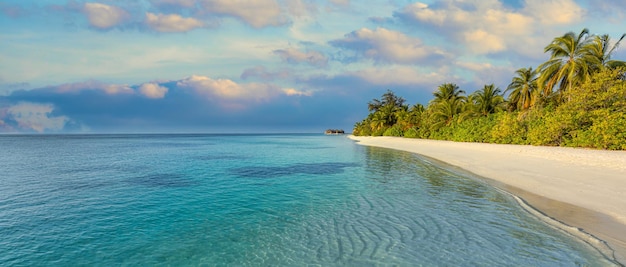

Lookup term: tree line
[353,29,626,150]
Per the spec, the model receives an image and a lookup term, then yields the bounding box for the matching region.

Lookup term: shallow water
[0,134,616,266]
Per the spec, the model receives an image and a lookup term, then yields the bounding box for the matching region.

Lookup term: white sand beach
[349,136,626,264]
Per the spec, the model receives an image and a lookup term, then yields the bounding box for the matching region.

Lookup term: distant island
[352,29,626,150]
[325,129,345,135]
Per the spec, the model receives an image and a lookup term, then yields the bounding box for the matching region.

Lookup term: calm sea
[0,134,616,266]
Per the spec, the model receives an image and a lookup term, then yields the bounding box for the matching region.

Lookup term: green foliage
[403,128,419,138]
[383,124,404,137]
[352,29,626,150]
[489,112,528,144]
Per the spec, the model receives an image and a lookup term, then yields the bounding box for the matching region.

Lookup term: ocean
[0,134,616,266]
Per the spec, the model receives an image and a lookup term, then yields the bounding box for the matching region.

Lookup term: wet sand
[349,136,626,264]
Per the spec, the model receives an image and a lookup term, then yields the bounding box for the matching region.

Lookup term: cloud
[139,83,169,98]
[283,88,312,96]
[350,66,450,87]
[394,0,583,56]
[285,0,318,18]
[330,27,449,64]
[54,80,134,95]
[150,0,197,8]
[145,12,205,32]
[82,2,130,29]
[455,61,515,90]
[1,102,69,133]
[273,48,328,67]
[523,0,585,25]
[199,0,286,28]
[1,3,26,18]
[178,75,262,100]
[175,75,304,104]
[329,0,350,6]
[240,66,290,81]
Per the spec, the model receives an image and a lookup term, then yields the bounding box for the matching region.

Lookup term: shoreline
[348,135,626,265]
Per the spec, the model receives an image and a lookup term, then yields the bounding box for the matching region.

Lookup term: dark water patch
[232,162,359,178]
[128,173,195,188]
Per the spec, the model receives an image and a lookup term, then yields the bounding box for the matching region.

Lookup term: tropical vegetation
[353,29,626,150]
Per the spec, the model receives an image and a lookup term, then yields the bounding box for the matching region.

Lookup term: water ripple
[231,162,359,178]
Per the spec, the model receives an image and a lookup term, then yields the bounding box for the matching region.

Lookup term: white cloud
[523,0,585,25]
[455,61,494,72]
[139,83,169,98]
[82,2,129,29]
[145,12,205,32]
[200,0,286,28]
[283,88,312,96]
[273,48,328,67]
[455,60,515,89]
[331,27,449,64]
[396,0,582,56]
[55,80,134,95]
[176,75,277,101]
[150,0,197,8]
[350,66,449,86]
[5,103,68,133]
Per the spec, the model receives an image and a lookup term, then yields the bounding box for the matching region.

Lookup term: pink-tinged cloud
[331,27,449,64]
[273,48,328,67]
[200,0,286,28]
[145,12,205,32]
[283,88,312,96]
[54,80,134,95]
[82,2,130,29]
[176,75,276,101]
[176,75,310,104]
[139,83,169,98]
[3,102,68,133]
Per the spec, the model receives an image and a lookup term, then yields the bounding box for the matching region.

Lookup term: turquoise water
[0,134,616,266]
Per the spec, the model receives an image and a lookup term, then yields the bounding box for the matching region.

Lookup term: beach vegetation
[353,29,626,150]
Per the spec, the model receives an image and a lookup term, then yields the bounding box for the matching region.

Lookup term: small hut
[325,129,345,135]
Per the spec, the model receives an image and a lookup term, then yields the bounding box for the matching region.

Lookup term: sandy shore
[349,135,626,264]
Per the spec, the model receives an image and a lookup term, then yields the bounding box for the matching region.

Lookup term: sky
[1,0,625,133]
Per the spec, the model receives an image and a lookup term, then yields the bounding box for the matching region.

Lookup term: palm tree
[589,33,626,70]
[430,98,464,129]
[537,28,599,98]
[369,112,387,133]
[432,83,465,104]
[396,104,425,130]
[428,83,467,128]
[506,67,538,111]
[472,84,505,116]
[368,89,406,112]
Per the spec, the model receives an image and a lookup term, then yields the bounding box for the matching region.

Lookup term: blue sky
[1,0,625,133]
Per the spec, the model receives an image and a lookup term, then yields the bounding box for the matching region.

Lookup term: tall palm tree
[472,84,505,116]
[537,28,599,98]
[430,98,464,129]
[429,83,467,128]
[432,83,465,104]
[369,111,387,132]
[589,33,626,70]
[506,67,538,111]
[368,89,406,112]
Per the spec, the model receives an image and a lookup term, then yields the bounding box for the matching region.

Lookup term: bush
[383,125,404,136]
[490,112,528,144]
[403,128,419,138]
